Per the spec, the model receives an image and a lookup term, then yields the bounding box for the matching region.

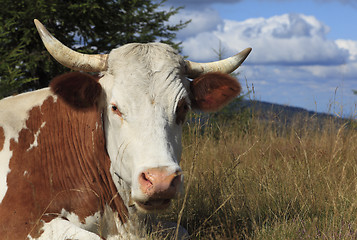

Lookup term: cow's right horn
[34,19,108,72]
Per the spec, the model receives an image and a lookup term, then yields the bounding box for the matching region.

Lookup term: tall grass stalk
[159,111,357,239]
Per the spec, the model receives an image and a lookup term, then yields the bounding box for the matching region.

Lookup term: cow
[0,19,251,239]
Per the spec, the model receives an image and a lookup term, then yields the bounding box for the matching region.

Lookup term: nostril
[141,172,148,182]
[140,172,153,188]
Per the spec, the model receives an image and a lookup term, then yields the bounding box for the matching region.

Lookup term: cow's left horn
[34,19,108,72]
[185,47,252,78]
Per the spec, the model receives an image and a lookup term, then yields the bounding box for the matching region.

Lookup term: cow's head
[34,20,251,212]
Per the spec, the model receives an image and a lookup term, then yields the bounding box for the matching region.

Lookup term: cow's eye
[111,104,122,117]
[176,99,189,125]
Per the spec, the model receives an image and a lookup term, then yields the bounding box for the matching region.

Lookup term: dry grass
[159,110,357,239]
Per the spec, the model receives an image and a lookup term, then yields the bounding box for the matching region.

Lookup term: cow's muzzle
[135,167,182,212]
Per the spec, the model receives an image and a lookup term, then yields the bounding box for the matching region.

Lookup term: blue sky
[162,0,357,117]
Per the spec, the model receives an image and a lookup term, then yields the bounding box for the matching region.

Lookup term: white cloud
[335,39,357,61]
[169,8,223,39]
[177,12,350,66]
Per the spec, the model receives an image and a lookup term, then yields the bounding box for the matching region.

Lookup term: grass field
[157,108,357,239]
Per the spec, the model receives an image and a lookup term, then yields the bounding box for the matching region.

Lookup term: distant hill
[240,99,335,120]
[206,98,353,130]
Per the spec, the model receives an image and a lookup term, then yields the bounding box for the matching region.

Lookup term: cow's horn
[34,19,108,72]
[185,47,252,78]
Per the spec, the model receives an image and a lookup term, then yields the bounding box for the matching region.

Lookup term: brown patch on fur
[28,220,45,239]
[50,72,102,109]
[0,95,127,239]
[176,99,189,125]
[190,72,241,112]
[0,127,4,151]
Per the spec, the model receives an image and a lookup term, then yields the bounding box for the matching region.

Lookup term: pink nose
[139,167,182,199]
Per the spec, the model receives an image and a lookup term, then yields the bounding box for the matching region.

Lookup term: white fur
[59,209,101,233]
[0,88,53,204]
[28,206,142,240]
[27,121,46,151]
[27,218,102,240]
[100,43,190,204]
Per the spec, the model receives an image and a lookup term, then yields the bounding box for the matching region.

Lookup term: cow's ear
[190,72,241,112]
[50,72,102,109]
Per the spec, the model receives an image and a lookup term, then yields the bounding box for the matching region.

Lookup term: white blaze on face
[0,88,54,204]
[100,43,189,201]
